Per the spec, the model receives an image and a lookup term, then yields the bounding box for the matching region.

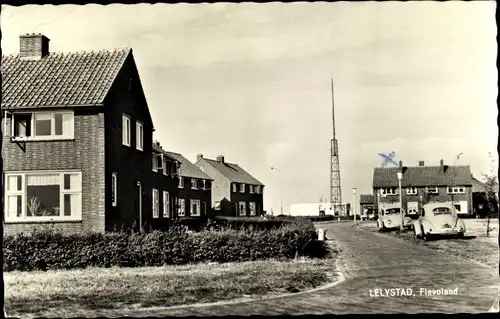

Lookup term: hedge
[3,219,330,272]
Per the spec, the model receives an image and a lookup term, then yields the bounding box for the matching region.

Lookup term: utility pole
[353,188,357,224]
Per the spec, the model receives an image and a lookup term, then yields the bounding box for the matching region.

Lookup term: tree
[480,152,498,237]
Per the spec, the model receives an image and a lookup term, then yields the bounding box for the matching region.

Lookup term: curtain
[27,174,59,186]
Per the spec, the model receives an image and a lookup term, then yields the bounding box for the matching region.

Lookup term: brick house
[150,141,181,229]
[194,154,264,217]
[163,151,213,218]
[372,160,473,216]
[2,33,178,235]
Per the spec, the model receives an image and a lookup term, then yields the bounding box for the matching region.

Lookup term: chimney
[154,140,161,147]
[399,160,403,168]
[196,153,203,161]
[216,155,225,163]
[418,160,425,167]
[20,33,50,60]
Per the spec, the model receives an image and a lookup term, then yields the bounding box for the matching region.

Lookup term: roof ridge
[2,47,131,59]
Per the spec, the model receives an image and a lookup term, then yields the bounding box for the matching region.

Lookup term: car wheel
[423,231,431,241]
[457,232,464,239]
[378,221,386,232]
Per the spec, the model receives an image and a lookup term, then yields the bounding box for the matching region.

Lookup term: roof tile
[202,158,264,186]
[2,48,131,108]
[373,165,472,188]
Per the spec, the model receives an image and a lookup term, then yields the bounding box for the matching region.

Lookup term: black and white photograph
[1,1,498,317]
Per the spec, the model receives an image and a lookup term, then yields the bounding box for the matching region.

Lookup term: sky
[1,2,498,214]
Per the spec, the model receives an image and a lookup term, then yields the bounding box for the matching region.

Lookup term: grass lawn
[5,258,336,317]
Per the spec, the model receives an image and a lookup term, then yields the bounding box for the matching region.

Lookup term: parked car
[377,208,413,231]
[413,202,466,241]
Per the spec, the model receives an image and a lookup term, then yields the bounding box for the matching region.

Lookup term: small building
[359,194,374,217]
[373,159,473,216]
[164,150,213,218]
[194,154,264,217]
[471,175,499,216]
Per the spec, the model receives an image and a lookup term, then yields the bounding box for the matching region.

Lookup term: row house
[2,33,179,235]
[164,150,212,218]
[372,160,473,216]
[194,154,264,217]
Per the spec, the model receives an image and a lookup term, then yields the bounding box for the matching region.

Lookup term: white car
[377,207,413,231]
[413,202,466,241]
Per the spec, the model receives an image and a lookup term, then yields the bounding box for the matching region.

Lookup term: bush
[3,220,330,272]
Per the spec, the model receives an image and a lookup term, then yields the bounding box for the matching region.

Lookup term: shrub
[3,220,330,272]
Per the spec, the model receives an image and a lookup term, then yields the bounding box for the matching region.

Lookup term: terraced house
[194,154,264,217]
[372,160,473,216]
[2,33,179,235]
[164,151,213,218]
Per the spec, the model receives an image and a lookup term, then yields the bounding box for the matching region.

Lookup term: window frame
[426,186,439,194]
[111,172,118,207]
[406,187,417,195]
[163,191,170,218]
[191,179,198,190]
[178,177,184,188]
[190,199,201,217]
[122,114,131,147]
[381,187,398,195]
[136,121,144,151]
[447,186,465,194]
[232,183,237,192]
[152,188,159,218]
[10,111,75,141]
[240,183,245,193]
[255,186,260,194]
[4,170,83,222]
[249,185,254,194]
[178,198,185,216]
[249,202,256,216]
[238,201,247,216]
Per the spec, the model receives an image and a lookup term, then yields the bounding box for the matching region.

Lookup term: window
[172,162,179,175]
[255,186,260,194]
[249,202,256,216]
[426,187,439,194]
[249,185,254,194]
[214,201,221,211]
[232,184,237,192]
[238,202,247,216]
[178,198,185,216]
[122,114,131,146]
[447,186,465,194]
[190,199,201,216]
[191,179,198,190]
[205,181,211,190]
[10,111,74,141]
[432,207,452,215]
[178,177,184,188]
[4,171,82,222]
[163,158,170,176]
[152,154,163,173]
[111,172,118,207]
[406,187,417,195]
[381,187,398,195]
[136,121,143,151]
[163,191,170,218]
[152,189,159,218]
[240,184,245,193]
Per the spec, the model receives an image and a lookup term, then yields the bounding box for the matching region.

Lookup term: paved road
[46,223,500,316]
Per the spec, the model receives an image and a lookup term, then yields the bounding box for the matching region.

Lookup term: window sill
[11,137,75,143]
[5,217,82,224]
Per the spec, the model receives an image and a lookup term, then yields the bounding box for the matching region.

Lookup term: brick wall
[374,186,472,214]
[2,111,106,236]
[177,177,212,217]
[230,183,264,217]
